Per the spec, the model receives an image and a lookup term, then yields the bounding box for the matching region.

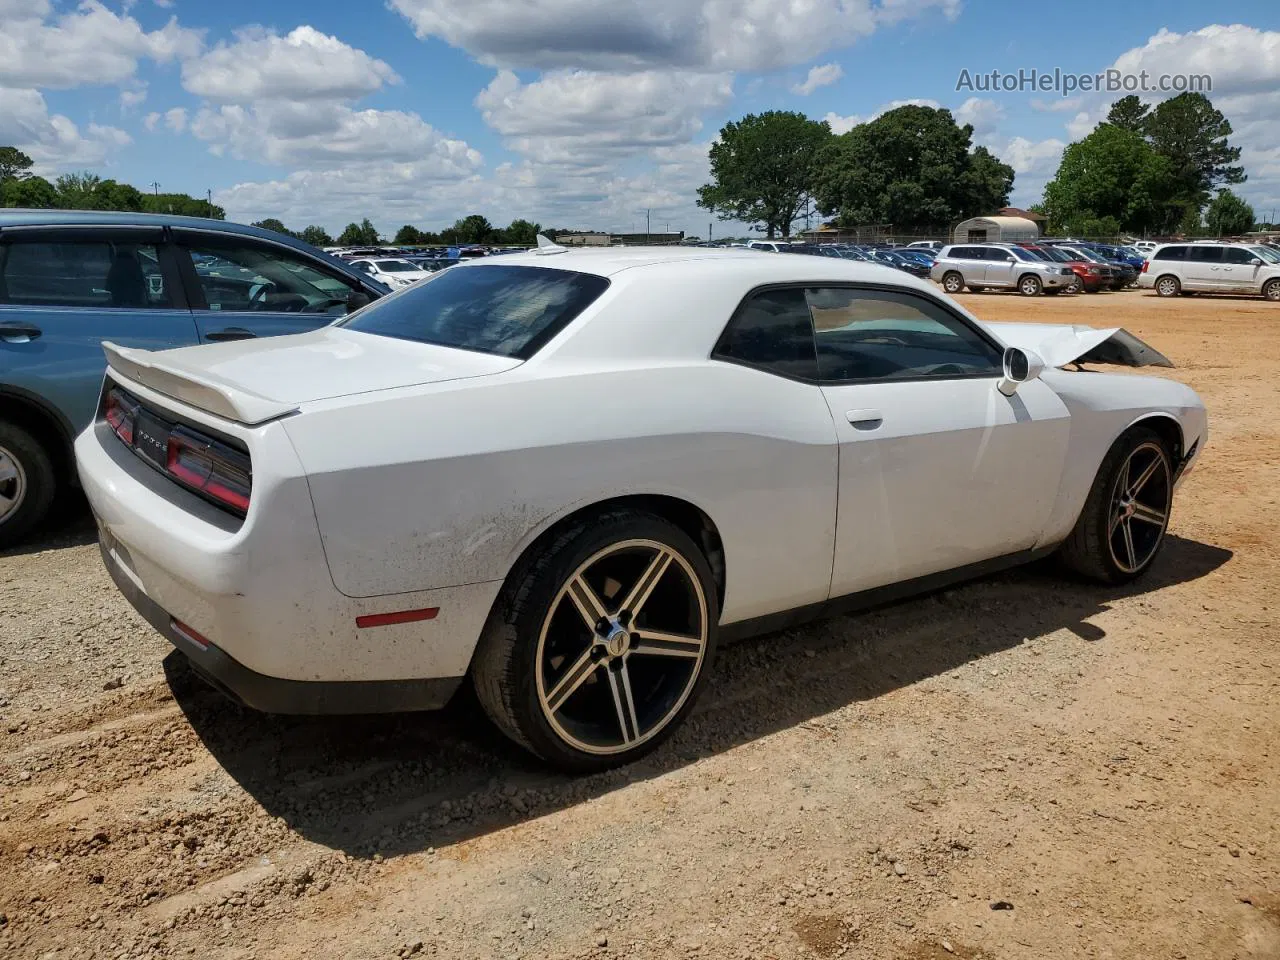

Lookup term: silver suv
[1138,242,1280,301]
[931,243,1075,296]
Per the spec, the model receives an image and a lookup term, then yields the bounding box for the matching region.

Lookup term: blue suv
[0,210,389,548]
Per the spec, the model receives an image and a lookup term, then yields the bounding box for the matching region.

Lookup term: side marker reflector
[356,607,440,629]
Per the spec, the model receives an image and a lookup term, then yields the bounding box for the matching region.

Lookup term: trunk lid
[102,327,522,426]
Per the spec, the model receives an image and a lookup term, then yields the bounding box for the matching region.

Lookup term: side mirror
[1005,255,1016,262]
[1250,258,1263,266]
[345,291,372,314]
[997,346,1045,397]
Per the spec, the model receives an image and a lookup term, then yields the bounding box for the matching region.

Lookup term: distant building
[553,230,685,246]
[952,215,1041,244]
[995,206,1048,226]
[554,232,612,246]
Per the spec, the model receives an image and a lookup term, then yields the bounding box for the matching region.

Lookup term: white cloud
[792,63,844,96]
[954,96,1005,138]
[824,98,941,134]
[143,112,161,132]
[0,87,132,172]
[182,25,399,102]
[0,1,201,89]
[391,0,961,72]
[475,69,732,168]
[1066,110,1101,141]
[164,107,187,133]
[119,85,148,110]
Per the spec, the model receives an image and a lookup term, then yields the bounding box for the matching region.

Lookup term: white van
[1138,242,1280,301]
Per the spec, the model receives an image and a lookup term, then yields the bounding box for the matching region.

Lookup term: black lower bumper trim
[100,541,464,716]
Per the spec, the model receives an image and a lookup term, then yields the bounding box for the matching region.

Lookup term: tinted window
[712,287,818,380]
[1187,246,1222,263]
[806,287,1002,383]
[1008,248,1036,262]
[980,248,1011,261]
[1223,247,1257,265]
[341,264,610,359]
[184,241,360,314]
[0,239,171,308]
[1153,246,1185,261]
[948,247,977,260]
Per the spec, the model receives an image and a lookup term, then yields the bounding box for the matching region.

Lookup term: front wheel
[1263,278,1280,302]
[0,421,56,550]
[1019,275,1042,296]
[1058,426,1174,584]
[472,510,718,773]
[941,272,964,295]
[1067,275,1083,295]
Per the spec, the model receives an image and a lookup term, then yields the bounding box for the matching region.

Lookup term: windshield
[375,260,418,272]
[1037,248,1073,262]
[1064,247,1102,263]
[339,264,610,359]
[1249,245,1280,263]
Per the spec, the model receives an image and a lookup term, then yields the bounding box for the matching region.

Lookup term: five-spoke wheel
[472,510,718,772]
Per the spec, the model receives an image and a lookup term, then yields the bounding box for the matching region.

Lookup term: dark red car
[1020,244,1106,293]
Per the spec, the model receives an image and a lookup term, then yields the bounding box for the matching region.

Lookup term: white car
[906,240,944,252]
[347,257,434,288]
[1138,242,1280,301]
[76,243,1207,772]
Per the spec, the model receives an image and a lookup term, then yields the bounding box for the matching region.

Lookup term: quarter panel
[284,363,840,624]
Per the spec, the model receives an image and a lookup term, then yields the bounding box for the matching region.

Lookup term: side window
[1223,248,1255,265]
[980,247,1006,261]
[1153,246,1185,261]
[0,239,171,308]
[712,287,818,381]
[183,241,360,314]
[1187,247,1222,263]
[806,287,1003,384]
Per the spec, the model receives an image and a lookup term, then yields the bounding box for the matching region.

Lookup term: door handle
[0,322,42,342]
[846,409,883,430]
[205,327,257,342]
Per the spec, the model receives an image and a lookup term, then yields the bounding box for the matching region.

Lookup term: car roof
[447,244,935,291]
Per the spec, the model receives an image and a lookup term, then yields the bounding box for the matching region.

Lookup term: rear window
[339,264,610,359]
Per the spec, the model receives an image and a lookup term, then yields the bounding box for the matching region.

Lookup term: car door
[981,247,1016,287]
[0,225,198,432]
[805,285,1072,595]
[1183,246,1223,290]
[1220,247,1261,292]
[173,231,372,342]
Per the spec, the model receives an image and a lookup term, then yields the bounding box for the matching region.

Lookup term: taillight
[105,389,139,445]
[1140,260,1149,273]
[166,427,252,516]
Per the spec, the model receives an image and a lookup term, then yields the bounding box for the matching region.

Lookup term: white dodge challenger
[75,242,1207,771]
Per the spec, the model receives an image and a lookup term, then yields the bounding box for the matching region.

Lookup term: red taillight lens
[1140,260,1149,273]
[105,389,138,445]
[166,427,252,516]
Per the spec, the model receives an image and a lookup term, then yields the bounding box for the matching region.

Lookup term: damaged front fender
[977,322,1174,369]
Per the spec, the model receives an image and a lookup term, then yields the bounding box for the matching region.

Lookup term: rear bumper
[100,537,462,714]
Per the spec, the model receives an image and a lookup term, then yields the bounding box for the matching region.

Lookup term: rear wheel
[0,421,56,551]
[1155,275,1181,297]
[1019,275,1042,296]
[1263,278,1280,302]
[941,272,964,295]
[1058,426,1173,584]
[1067,275,1083,295]
[472,510,718,773]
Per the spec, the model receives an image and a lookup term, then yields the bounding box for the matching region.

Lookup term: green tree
[337,219,380,246]
[698,111,832,238]
[1145,93,1245,208]
[251,218,295,236]
[299,225,333,246]
[812,104,1012,231]
[55,172,102,208]
[141,192,225,218]
[1105,95,1150,133]
[0,146,35,183]
[449,214,493,244]
[0,175,57,208]
[393,224,423,245]
[1042,124,1180,235]
[497,218,541,246]
[1205,188,1255,237]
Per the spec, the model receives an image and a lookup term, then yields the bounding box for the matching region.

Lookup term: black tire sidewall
[500,512,719,773]
[0,421,56,550]
[1086,428,1174,583]
[1020,276,1041,296]
[942,273,963,294]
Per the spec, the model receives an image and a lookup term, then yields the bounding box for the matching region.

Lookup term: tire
[1264,278,1280,302]
[941,272,964,295]
[1067,275,1083,295]
[1058,426,1174,585]
[1018,274,1042,296]
[0,421,56,551]
[471,509,719,773]
[1154,275,1180,297]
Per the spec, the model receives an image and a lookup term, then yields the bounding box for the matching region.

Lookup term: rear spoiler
[102,342,299,426]
[977,322,1174,369]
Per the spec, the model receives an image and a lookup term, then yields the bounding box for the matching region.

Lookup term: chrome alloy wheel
[1107,441,1172,574]
[0,445,28,525]
[535,539,709,756]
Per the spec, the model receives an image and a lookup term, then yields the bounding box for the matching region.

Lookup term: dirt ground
[1,288,1277,960]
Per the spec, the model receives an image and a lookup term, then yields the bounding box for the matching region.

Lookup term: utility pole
[149,181,160,196]
[207,189,213,218]
[646,208,650,245]
[708,222,712,243]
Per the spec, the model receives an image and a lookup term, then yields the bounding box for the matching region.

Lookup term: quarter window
[0,239,171,308]
[183,241,360,314]
[1153,246,1186,261]
[806,287,1003,383]
[1187,246,1222,263]
[712,287,818,380]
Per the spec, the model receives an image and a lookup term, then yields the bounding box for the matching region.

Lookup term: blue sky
[4,1,1279,236]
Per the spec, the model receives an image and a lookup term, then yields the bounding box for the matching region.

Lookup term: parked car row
[1138,241,1280,300]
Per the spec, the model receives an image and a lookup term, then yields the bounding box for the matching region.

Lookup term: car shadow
[0,493,96,558]
[169,534,1231,859]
